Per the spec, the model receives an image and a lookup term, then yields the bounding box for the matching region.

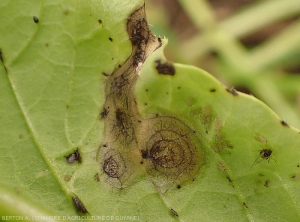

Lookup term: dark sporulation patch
[252,149,274,167]
[109,37,113,42]
[226,87,238,96]
[115,109,133,138]
[65,148,81,163]
[264,180,269,187]
[102,150,126,181]
[170,208,179,217]
[243,202,248,208]
[259,149,272,161]
[33,16,39,23]
[227,176,233,183]
[98,19,102,24]
[155,59,175,75]
[210,89,216,92]
[103,156,122,178]
[72,196,88,214]
[280,120,289,127]
[100,107,109,119]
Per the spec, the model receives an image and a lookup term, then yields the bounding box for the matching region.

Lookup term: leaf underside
[1,1,300,221]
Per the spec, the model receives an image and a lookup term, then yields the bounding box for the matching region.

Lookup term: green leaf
[0,0,143,217]
[135,40,300,221]
[1,0,300,221]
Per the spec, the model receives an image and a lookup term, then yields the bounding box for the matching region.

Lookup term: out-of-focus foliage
[147,0,300,129]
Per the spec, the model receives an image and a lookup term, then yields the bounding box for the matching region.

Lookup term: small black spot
[118,64,121,68]
[171,208,179,217]
[144,103,147,106]
[103,143,108,148]
[260,149,272,160]
[98,19,102,24]
[65,148,81,163]
[281,120,289,127]
[264,180,269,187]
[111,57,114,60]
[291,175,296,179]
[210,89,216,92]
[176,185,181,189]
[158,37,162,44]
[243,202,248,208]
[226,87,238,96]
[155,60,175,75]
[177,86,181,89]
[100,107,109,119]
[109,37,113,42]
[145,89,149,92]
[297,165,300,168]
[72,196,88,214]
[140,161,144,164]
[66,105,69,109]
[102,72,109,76]
[33,16,39,23]
[227,176,233,183]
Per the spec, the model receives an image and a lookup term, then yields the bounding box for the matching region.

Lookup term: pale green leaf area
[1,0,300,222]
[135,40,300,221]
[0,0,142,218]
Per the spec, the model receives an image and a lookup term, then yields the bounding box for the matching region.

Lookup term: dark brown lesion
[155,59,175,75]
[72,196,88,214]
[65,148,82,163]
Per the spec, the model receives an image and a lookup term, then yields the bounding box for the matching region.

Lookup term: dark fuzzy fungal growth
[33,16,39,23]
[65,148,81,163]
[72,196,88,214]
[155,59,175,75]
